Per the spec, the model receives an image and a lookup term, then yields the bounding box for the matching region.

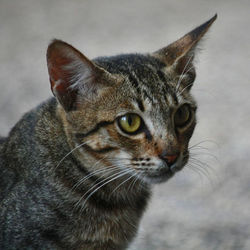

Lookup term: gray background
[0,0,249,249]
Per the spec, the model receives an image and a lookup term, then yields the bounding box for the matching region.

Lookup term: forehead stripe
[128,74,140,94]
[136,99,145,112]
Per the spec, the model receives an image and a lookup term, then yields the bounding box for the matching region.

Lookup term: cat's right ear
[47,40,116,111]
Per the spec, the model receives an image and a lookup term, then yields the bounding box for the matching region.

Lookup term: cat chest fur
[58,201,148,249]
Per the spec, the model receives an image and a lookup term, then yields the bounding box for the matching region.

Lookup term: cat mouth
[140,158,187,184]
[139,165,177,184]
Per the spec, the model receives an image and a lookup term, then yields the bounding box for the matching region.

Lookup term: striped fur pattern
[0,16,216,250]
[62,53,197,185]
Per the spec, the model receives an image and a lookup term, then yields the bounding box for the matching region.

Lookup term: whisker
[185,164,204,179]
[186,163,213,183]
[74,166,130,207]
[110,170,137,195]
[177,82,194,96]
[128,172,140,191]
[188,158,212,178]
[72,155,111,190]
[189,156,219,182]
[189,139,219,150]
[190,151,219,163]
[72,165,121,191]
[79,169,133,210]
[130,171,145,190]
[75,163,124,191]
[55,140,92,171]
[189,146,212,153]
[176,55,193,92]
[187,159,215,187]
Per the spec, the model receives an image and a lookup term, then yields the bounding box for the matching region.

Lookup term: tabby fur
[0,15,216,250]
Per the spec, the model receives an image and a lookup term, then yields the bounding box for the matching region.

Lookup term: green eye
[118,113,142,134]
[174,104,191,127]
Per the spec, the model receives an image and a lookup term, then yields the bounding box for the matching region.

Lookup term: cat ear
[153,14,217,86]
[47,40,116,111]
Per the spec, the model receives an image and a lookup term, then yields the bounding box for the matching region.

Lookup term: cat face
[82,54,197,184]
[47,15,216,185]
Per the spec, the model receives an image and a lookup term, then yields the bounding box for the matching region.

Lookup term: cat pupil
[128,115,132,126]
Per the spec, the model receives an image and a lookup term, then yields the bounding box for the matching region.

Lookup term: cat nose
[160,153,179,167]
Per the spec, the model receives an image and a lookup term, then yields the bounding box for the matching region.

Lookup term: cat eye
[118,113,143,134]
[174,104,192,128]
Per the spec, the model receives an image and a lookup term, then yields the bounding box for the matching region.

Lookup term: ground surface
[0,0,249,249]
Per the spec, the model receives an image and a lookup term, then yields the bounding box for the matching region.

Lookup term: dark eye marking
[136,99,145,112]
[82,144,118,154]
[144,128,153,141]
[75,120,114,139]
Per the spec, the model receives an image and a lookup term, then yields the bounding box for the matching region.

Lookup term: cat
[0,15,216,250]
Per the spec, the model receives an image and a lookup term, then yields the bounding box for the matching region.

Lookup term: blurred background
[0,0,249,249]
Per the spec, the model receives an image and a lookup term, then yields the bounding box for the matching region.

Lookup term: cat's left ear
[153,14,217,88]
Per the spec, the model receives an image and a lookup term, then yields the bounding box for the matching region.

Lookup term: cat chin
[140,171,175,184]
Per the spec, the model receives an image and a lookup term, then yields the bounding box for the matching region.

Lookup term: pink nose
[164,154,178,164]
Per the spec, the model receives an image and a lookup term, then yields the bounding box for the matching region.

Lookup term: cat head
[47,15,216,184]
